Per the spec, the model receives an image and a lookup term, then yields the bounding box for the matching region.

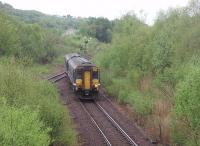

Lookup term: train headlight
[93,79,100,88]
[76,79,82,87]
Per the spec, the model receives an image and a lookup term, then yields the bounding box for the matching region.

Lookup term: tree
[79,17,112,42]
[0,11,20,56]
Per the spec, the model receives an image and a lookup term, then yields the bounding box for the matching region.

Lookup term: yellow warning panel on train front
[84,71,90,89]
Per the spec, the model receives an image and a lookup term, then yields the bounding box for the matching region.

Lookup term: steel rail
[80,102,112,146]
[99,90,113,104]
[47,72,66,80]
[99,90,157,145]
[51,74,66,83]
[95,102,138,146]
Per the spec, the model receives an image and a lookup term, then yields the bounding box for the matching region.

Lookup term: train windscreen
[76,69,82,79]
[93,70,98,79]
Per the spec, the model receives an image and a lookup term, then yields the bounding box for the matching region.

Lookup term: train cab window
[76,69,82,79]
[66,63,69,70]
[93,71,98,79]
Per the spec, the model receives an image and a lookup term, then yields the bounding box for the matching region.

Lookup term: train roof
[65,53,80,61]
[65,53,94,69]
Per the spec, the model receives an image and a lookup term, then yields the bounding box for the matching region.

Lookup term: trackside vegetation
[0,4,77,146]
[0,61,77,146]
[0,105,50,146]
[94,0,200,145]
[173,66,200,146]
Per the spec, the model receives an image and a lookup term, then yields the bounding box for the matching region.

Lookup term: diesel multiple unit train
[65,53,100,96]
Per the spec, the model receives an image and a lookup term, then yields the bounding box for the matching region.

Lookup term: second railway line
[47,71,67,83]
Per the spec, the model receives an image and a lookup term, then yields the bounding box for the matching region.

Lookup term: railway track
[48,71,154,146]
[47,72,66,83]
[98,90,156,145]
[80,100,138,146]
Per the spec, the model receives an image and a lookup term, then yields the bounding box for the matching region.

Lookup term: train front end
[74,66,100,96]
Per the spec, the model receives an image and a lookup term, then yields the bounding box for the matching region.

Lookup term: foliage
[0,11,20,56]
[0,61,77,145]
[0,2,81,146]
[173,66,200,146]
[0,104,50,146]
[128,91,154,115]
[0,10,65,64]
[79,17,112,42]
[17,24,60,63]
[0,2,78,31]
[94,0,200,145]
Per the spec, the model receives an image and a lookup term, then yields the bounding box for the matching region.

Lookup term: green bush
[128,91,154,115]
[0,11,62,64]
[0,61,77,145]
[0,104,50,146]
[107,78,126,97]
[173,66,200,146]
[0,11,21,56]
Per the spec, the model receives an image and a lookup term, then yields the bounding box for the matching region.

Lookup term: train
[64,53,100,96]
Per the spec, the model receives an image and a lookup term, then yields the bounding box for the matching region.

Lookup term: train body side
[64,53,100,96]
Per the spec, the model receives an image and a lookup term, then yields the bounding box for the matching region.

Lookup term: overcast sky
[1,0,189,24]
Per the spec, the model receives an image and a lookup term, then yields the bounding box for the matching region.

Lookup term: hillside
[0,1,113,43]
[0,1,78,31]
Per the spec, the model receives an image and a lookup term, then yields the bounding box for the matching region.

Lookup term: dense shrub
[128,92,154,115]
[172,66,200,146]
[0,104,50,146]
[0,11,20,56]
[0,61,77,145]
[0,11,61,64]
